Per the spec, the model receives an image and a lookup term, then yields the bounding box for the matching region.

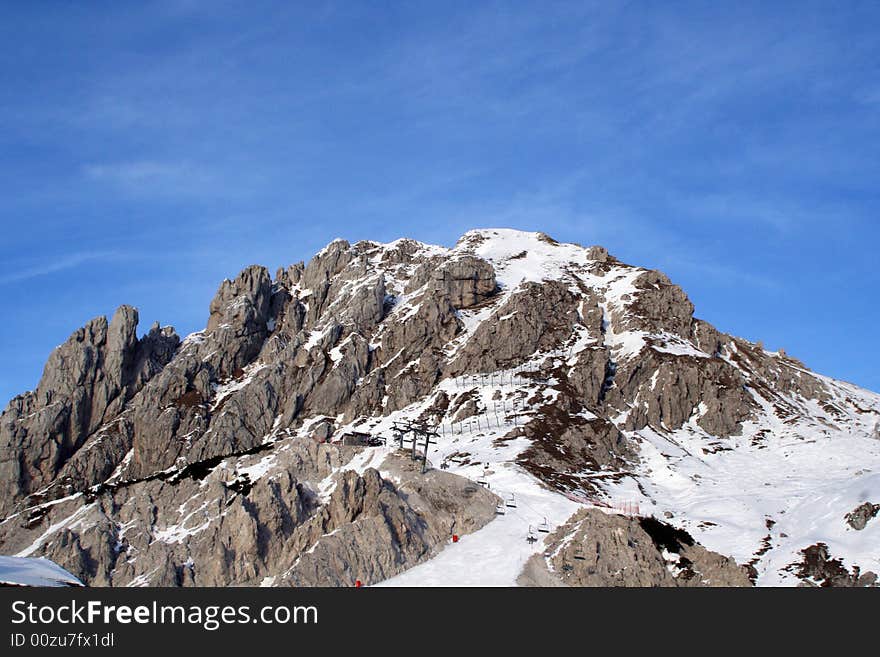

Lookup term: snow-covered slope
[371,229,880,585]
[0,556,83,587]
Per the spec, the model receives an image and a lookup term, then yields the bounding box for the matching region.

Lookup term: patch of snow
[0,556,83,587]
[15,503,98,557]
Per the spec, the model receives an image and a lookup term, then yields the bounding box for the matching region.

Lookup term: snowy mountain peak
[2,228,878,587]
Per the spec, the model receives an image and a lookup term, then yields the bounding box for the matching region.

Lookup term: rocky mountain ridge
[2,228,878,586]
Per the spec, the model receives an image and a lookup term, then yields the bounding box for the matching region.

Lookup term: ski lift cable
[521,505,553,534]
[486,487,548,530]
[513,495,550,521]
[474,490,549,542]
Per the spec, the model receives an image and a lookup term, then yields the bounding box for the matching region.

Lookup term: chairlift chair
[573,547,586,561]
[505,493,517,508]
[537,517,551,533]
[495,503,506,516]
[526,526,538,544]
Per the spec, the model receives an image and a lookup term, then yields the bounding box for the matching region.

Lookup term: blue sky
[1,0,879,402]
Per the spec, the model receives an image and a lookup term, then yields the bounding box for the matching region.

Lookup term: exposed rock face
[624,270,695,338]
[286,456,497,586]
[795,543,878,587]
[204,265,273,377]
[609,348,755,437]
[0,445,496,587]
[366,298,462,416]
[519,508,753,587]
[2,228,878,587]
[0,307,178,514]
[845,502,880,531]
[430,255,497,309]
[449,280,580,375]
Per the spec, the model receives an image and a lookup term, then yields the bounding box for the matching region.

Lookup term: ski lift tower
[390,420,439,473]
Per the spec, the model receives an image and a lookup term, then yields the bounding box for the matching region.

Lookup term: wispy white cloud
[82,160,216,197]
[0,251,125,286]
[658,254,782,293]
